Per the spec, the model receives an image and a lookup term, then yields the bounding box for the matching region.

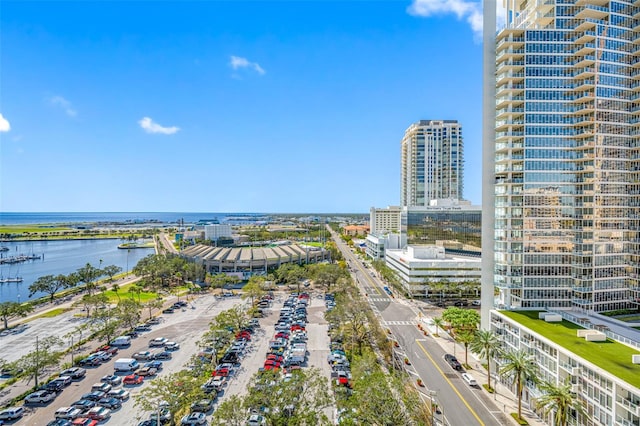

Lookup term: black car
[98,397,122,409]
[162,307,175,314]
[444,354,463,371]
[81,391,106,402]
[154,351,172,360]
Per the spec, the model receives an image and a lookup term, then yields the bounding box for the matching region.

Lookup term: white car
[107,388,130,401]
[0,407,24,420]
[149,337,168,347]
[55,406,82,419]
[25,390,56,404]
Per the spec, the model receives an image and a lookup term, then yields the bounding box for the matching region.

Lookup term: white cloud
[230,55,266,75]
[0,114,10,132]
[408,0,483,39]
[49,95,77,117]
[138,117,180,135]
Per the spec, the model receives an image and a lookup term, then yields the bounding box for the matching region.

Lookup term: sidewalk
[417,314,547,426]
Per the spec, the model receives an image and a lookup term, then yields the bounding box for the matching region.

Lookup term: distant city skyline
[0,1,484,213]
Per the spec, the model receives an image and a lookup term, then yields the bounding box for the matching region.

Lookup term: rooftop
[499,310,640,390]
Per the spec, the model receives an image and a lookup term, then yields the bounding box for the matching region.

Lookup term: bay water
[0,239,154,303]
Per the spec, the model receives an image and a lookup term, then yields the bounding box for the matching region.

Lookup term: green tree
[77,263,102,295]
[536,378,585,426]
[442,307,480,337]
[116,299,142,330]
[0,301,34,329]
[102,265,122,283]
[15,335,64,387]
[134,371,204,424]
[112,283,121,302]
[275,263,306,292]
[244,368,332,425]
[210,395,247,426]
[241,276,266,307]
[470,329,502,390]
[28,275,61,303]
[77,293,109,318]
[309,263,347,293]
[143,299,164,321]
[456,329,476,366]
[499,349,539,421]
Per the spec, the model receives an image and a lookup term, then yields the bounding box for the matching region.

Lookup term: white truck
[111,336,131,347]
[113,358,139,372]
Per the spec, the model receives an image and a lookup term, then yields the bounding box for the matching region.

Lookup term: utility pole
[34,335,39,388]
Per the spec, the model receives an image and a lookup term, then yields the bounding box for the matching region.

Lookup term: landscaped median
[500,310,640,389]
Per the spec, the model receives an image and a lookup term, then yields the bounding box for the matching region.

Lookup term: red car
[235,332,251,340]
[266,354,283,362]
[274,332,289,339]
[123,374,144,385]
[92,345,118,355]
[213,367,230,377]
[264,360,281,368]
[290,325,305,332]
[72,418,99,426]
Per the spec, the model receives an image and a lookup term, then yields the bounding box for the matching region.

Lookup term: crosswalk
[369,297,392,302]
[382,320,417,326]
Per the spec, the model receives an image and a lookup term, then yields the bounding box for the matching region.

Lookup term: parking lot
[1,290,334,425]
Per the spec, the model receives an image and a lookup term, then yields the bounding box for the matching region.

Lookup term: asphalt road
[329,228,511,426]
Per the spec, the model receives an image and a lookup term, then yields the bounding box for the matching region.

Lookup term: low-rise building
[384,245,481,297]
[490,310,640,426]
[342,224,370,237]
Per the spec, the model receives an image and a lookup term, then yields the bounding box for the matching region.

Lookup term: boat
[0,246,9,252]
[0,277,23,284]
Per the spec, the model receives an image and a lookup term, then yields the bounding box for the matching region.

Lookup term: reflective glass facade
[402,208,482,253]
[494,0,640,311]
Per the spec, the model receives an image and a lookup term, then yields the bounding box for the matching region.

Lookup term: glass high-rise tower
[400,120,464,207]
[488,0,640,312]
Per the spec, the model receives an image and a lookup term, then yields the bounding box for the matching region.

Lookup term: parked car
[86,406,111,421]
[25,390,57,404]
[98,397,122,410]
[147,317,161,325]
[107,389,130,401]
[0,407,24,421]
[47,420,73,426]
[55,407,83,420]
[80,391,106,402]
[190,399,214,413]
[91,382,112,393]
[134,324,152,332]
[123,374,144,385]
[180,412,207,425]
[154,351,172,360]
[71,399,97,413]
[145,361,163,370]
[149,337,168,347]
[133,351,154,361]
[162,308,175,314]
[462,373,478,387]
[71,418,98,426]
[137,366,157,376]
[60,367,87,380]
[100,374,122,386]
[164,341,180,351]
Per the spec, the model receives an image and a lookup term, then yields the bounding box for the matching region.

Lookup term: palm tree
[536,379,585,426]
[432,317,445,337]
[112,283,121,302]
[456,330,476,366]
[499,349,539,421]
[470,329,502,390]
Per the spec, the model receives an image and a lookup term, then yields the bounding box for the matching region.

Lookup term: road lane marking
[415,339,485,426]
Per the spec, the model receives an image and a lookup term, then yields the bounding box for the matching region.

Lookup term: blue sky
[0,0,483,213]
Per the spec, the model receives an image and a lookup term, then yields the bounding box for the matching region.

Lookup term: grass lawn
[501,310,640,389]
[104,282,160,303]
[25,308,71,321]
[0,225,72,233]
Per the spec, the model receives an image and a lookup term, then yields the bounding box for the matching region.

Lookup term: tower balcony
[571,55,596,68]
[568,102,595,115]
[574,43,596,56]
[574,18,598,31]
[497,71,525,85]
[498,60,525,72]
[496,48,525,63]
[576,4,609,20]
[496,94,525,109]
[571,91,596,103]
[496,119,525,131]
[573,30,596,43]
[573,66,596,79]
[496,83,525,97]
[571,79,596,92]
[496,106,525,120]
[576,0,609,6]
